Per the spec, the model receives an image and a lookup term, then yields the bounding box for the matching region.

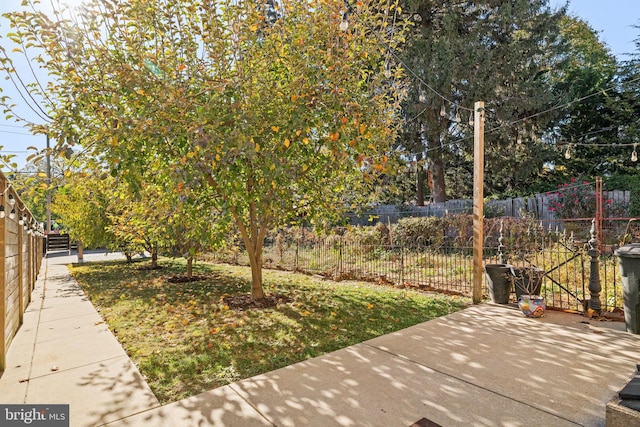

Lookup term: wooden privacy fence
[0,171,45,372]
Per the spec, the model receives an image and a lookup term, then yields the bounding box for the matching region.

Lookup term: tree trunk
[416,152,425,206]
[425,113,447,203]
[249,252,264,300]
[429,152,447,202]
[231,210,266,300]
[187,257,193,278]
[151,246,158,269]
[77,240,84,262]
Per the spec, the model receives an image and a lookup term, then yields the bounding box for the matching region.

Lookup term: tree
[2,0,409,299]
[608,25,640,175]
[548,15,620,180]
[51,170,113,254]
[396,0,567,201]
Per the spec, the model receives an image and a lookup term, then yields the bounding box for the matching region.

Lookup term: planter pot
[512,267,545,301]
[484,264,513,304]
[518,295,546,318]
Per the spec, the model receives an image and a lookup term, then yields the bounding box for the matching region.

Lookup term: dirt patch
[223,293,293,311]
[136,265,164,271]
[166,275,208,283]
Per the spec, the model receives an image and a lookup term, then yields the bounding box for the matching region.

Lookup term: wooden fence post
[473,101,485,304]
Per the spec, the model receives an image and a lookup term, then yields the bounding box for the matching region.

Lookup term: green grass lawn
[70,257,469,404]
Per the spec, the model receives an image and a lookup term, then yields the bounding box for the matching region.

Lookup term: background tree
[51,170,113,256]
[396,0,566,202]
[548,15,621,181]
[159,173,224,279]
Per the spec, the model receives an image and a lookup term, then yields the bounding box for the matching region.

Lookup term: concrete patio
[1,252,639,426]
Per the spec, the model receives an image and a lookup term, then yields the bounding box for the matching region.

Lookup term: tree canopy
[1,0,410,298]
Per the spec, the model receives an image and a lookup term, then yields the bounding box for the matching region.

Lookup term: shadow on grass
[70,257,468,404]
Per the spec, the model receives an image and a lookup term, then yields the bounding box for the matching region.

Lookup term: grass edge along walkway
[69,257,469,404]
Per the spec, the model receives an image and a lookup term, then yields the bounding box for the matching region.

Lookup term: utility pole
[472,101,485,304]
[46,134,51,235]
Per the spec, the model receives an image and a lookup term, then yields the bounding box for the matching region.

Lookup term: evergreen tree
[396,0,566,201]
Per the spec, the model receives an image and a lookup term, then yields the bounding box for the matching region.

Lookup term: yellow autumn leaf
[215,154,221,161]
[359,123,366,135]
[271,180,277,189]
[271,125,279,132]
[136,88,145,95]
[284,138,290,148]
[303,138,309,145]
[366,303,374,309]
[296,129,302,136]
[270,163,275,170]
[255,143,261,152]
[291,95,299,102]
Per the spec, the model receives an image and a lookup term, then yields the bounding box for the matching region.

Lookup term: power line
[0,129,36,136]
[346,1,640,154]
[0,123,28,128]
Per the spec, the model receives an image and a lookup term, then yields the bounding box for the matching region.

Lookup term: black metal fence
[210,219,630,314]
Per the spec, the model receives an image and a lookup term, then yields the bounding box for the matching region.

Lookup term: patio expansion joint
[361,341,582,426]
[227,382,278,426]
[24,354,130,383]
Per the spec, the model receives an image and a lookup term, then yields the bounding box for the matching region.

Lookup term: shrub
[343,223,391,246]
[391,217,444,249]
[547,178,595,220]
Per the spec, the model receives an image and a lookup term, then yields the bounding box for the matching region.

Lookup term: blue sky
[551,0,639,59]
[1,0,639,171]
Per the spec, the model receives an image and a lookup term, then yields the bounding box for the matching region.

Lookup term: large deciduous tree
[549,15,620,179]
[2,0,408,299]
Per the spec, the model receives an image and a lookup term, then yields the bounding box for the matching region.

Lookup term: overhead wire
[345,0,640,155]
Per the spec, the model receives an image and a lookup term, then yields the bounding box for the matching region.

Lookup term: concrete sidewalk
[1,252,639,426]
